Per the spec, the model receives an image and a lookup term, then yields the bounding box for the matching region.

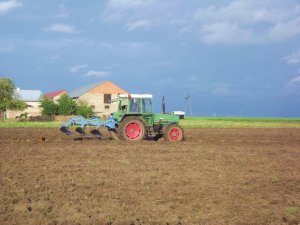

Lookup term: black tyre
[164,124,184,141]
[119,116,147,141]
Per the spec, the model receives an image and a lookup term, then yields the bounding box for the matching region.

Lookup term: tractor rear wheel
[164,124,184,141]
[119,116,147,141]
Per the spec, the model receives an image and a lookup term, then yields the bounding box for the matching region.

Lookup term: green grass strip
[180,117,300,128]
[0,121,61,128]
[0,117,299,128]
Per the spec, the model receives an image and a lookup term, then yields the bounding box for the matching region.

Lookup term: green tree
[76,100,94,118]
[58,94,77,115]
[0,77,27,120]
[40,96,59,116]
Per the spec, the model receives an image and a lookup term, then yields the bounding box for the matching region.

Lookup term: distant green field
[0,117,300,128]
[180,117,300,128]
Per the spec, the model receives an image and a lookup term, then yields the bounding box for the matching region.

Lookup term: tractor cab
[113,94,153,114]
[129,98,153,113]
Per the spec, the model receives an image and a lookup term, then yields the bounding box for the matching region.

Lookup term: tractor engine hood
[154,113,180,124]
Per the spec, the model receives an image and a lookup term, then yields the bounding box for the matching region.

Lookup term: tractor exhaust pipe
[162,96,166,114]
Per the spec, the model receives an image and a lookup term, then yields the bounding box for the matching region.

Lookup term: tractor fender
[120,114,142,122]
[161,122,178,134]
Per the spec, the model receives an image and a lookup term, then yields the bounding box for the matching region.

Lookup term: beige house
[69,81,128,116]
[6,89,42,119]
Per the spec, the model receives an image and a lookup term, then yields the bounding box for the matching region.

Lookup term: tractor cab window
[129,98,141,113]
[142,99,152,113]
[119,99,128,112]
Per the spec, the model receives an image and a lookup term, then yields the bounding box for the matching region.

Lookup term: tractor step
[60,126,74,135]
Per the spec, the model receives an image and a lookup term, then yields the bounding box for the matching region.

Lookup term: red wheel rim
[168,128,181,141]
[125,122,142,140]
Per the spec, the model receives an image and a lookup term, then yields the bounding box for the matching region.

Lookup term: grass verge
[179,117,300,128]
[0,120,61,128]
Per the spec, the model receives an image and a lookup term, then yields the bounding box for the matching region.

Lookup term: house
[6,89,43,119]
[69,81,128,116]
[44,90,67,102]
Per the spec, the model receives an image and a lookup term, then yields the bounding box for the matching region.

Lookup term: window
[91,105,95,109]
[105,105,110,109]
[104,94,111,104]
[119,99,129,112]
[142,99,152,113]
[129,98,141,113]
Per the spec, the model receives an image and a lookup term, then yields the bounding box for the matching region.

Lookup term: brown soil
[0,128,299,225]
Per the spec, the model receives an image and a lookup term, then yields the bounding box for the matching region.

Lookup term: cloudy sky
[1,0,300,117]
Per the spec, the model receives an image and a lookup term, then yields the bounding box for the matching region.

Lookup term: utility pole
[184,93,193,116]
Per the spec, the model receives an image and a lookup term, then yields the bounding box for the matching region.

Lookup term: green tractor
[60,94,184,141]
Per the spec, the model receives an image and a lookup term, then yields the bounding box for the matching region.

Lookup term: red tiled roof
[44,90,67,98]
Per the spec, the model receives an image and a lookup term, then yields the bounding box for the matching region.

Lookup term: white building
[6,89,43,119]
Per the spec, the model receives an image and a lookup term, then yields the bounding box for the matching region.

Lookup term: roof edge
[70,81,128,98]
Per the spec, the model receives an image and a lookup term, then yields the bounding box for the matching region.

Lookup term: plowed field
[0,128,300,225]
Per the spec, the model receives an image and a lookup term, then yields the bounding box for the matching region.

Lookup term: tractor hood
[154,113,180,124]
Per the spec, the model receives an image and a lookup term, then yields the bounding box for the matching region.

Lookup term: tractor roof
[111,94,153,102]
[119,94,152,99]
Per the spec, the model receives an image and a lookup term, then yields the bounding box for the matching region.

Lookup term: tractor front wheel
[119,116,146,141]
[164,124,184,141]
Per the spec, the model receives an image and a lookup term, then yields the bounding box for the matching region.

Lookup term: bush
[58,94,77,115]
[76,100,94,118]
[40,96,58,116]
[40,94,94,118]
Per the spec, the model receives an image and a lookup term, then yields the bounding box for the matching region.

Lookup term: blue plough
[60,116,117,139]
